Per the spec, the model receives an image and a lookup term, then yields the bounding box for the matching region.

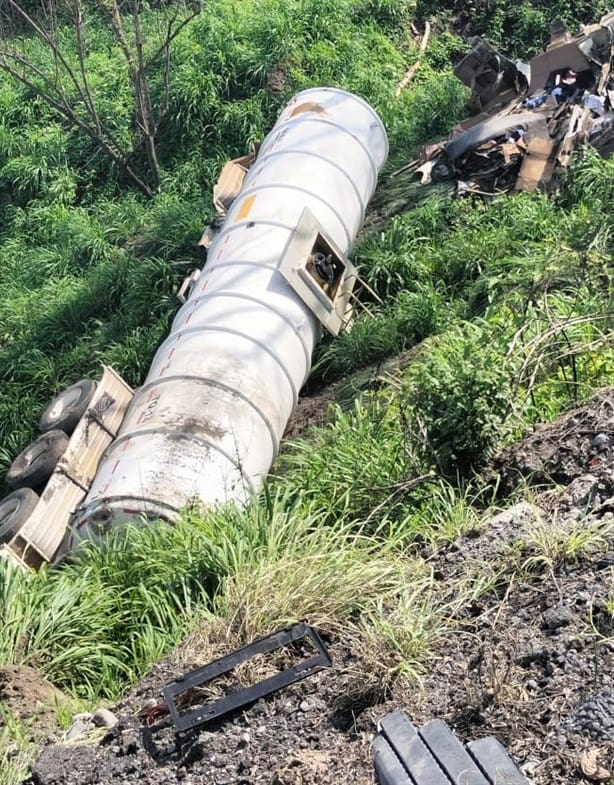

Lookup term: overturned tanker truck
[0,88,388,569]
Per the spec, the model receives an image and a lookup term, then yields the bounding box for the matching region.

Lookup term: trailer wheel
[6,430,69,489]
[0,488,39,542]
[39,379,96,435]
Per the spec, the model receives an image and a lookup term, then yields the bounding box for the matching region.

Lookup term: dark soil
[17,388,614,785]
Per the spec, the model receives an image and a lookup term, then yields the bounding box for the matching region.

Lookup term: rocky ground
[5,388,614,785]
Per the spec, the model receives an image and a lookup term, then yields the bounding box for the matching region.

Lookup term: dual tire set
[0,380,96,543]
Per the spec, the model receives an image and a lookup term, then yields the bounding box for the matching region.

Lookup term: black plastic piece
[379,711,449,785]
[380,708,419,740]
[373,734,413,785]
[419,720,490,785]
[467,737,530,785]
[373,711,528,785]
[162,622,332,732]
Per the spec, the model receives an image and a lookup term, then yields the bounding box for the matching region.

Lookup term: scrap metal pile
[406,12,614,196]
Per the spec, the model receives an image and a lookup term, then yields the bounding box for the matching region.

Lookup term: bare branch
[0,54,153,197]
[395,21,431,98]
[3,0,89,107]
[147,6,200,68]
[0,0,201,197]
[0,42,130,163]
[73,0,103,135]
[131,0,160,188]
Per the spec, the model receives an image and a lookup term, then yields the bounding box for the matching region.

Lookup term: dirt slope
[21,388,614,785]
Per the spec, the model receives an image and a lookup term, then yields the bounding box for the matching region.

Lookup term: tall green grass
[0,487,468,700]
[0,710,36,785]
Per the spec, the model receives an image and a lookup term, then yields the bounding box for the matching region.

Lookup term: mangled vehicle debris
[407,12,614,195]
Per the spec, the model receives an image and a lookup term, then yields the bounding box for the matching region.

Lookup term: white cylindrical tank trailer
[72,87,388,541]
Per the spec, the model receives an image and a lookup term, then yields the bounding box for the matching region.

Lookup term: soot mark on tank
[177,418,227,440]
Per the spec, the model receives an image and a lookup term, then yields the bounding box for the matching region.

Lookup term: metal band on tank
[246,148,367,220]
[72,495,184,530]
[262,116,381,193]
[226,183,353,249]
[99,428,258,494]
[180,290,312,373]
[200,259,289,275]
[278,87,389,163]
[153,324,300,407]
[132,374,281,455]
[207,219,295,254]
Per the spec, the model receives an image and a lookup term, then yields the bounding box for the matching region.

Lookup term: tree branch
[0,0,201,197]
[73,0,103,136]
[0,54,153,197]
[395,21,431,98]
[147,5,200,68]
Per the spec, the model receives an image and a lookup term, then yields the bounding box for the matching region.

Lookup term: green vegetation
[0,1,612,782]
[0,710,36,785]
[513,514,614,574]
[414,0,612,57]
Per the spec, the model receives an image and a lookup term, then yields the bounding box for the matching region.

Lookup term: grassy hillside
[0,1,613,782]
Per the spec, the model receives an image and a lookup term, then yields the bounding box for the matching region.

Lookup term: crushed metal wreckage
[402,12,614,196]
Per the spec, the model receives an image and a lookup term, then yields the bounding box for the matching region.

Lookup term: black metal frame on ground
[162,622,332,732]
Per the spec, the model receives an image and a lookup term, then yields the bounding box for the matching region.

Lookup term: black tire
[6,430,69,489]
[0,488,39,542]
[39,379,96,435]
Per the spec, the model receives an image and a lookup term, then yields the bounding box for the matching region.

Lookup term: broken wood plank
[395,22,431,97]
[515,135,555,191]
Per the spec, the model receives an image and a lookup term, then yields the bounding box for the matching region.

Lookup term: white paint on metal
[74,87,388,536]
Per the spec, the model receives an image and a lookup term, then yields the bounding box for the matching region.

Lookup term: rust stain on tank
[289,101,328,118]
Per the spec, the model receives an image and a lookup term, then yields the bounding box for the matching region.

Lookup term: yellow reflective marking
[236,194,256,220]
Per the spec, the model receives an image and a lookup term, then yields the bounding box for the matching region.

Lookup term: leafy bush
[403,321,514,477]
[310,283,449,386]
